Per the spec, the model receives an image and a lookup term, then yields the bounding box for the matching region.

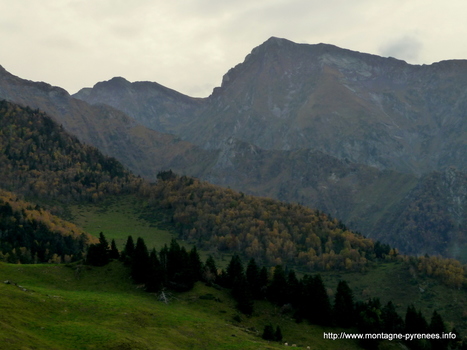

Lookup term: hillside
[0,261,365,350]
[0,189,95,264]
[0,66,215,180]
[0,100,142,204]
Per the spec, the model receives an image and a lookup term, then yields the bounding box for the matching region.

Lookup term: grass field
[68,195,173,251]
[0,261,367,350]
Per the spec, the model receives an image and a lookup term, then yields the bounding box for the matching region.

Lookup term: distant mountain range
[1,37,467,259]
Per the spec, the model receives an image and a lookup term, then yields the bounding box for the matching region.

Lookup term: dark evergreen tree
[86,242,109,266]
[121,235,135,265]
[188,246,203,281]
[131,237,150,284]
[224,254,244,288]
[203,255,218,284]
[404,305,429,350]
[333,280,355,327]
[146,248,164,292]
[86,232,109,266]
[166,239,183,281]
[429,310,448,350]
[261,324,275,341]
[298,274,332,326]
[246,258,262,299]
[232,274,254,315]
[169,245,195,291]
[275,326,283,342]
[98,232,109,251]
[109,239,120,260]
[257,266,269,299]
[356,299,382,350]
[286,270,301,306]
[381,301,404,333]
[267,265,288,306]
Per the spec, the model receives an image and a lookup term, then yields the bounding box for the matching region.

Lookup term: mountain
[74,76,204,135]
[75,37,467,175]
[71,37,467,259]
[0,65,214,180]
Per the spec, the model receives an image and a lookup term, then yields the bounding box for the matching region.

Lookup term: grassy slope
[67,194,467,336]
[0,261,364,350]
[68,195,173,252]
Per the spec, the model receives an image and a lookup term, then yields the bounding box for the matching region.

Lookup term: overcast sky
[1,0,467,97]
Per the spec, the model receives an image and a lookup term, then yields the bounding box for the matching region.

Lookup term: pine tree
[188,246,203,281]
[287,270,301,306]
[258,266,269,299]
[224,254,244,288]
[404,305,429,350]
[109,239,120,260]
[333,280,354,327]
[98,232,109,251]
[261,324,275,341]
[429,310,448,350]
[298,274,331,326]
[246,258,261,299]
[232,274,254,315]
[275,326,283,342]
[86,232,109,266]
[203,255,218,284]
[267,265,288,306]
[121,235,135,265]
[131,237,149,284]
[381,301,404,333]
[146,248,164,292]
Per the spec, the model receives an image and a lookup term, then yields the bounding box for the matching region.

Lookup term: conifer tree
[257,266,269,299]
[275,326,283,342]
[131,237,149,284]
[146,248,164,292]
[86,232,109,266]
[261,324,275,341]
[109,239,120,260]
[189,246,203,281]
[287,270,301,304]
[203,255,218,284]
[404,305,429,350]
[381,301,404,333]
[121,235,135,265]
[267,265,288,305]
[232,274,254,315]
[224,254,244,288]
[246,258,261,299]
[429,310,448,350]
[333,280,355,327]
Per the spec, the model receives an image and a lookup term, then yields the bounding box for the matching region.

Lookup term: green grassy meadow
[68,195,173,251]
[0,261,365,350]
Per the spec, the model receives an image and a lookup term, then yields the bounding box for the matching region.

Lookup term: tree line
[86,233,464,350]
